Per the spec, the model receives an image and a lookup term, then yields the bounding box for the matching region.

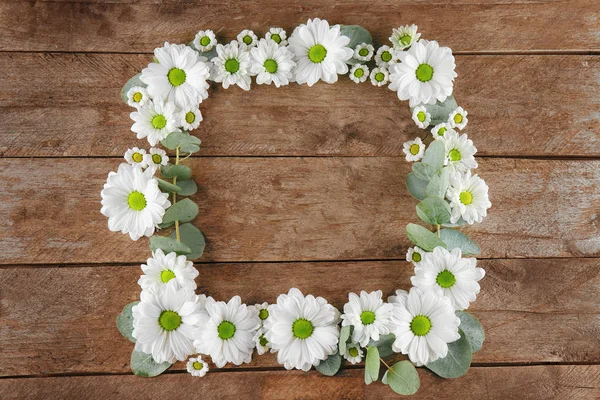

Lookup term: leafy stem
[436,224,441,238]
[173,146,181,242]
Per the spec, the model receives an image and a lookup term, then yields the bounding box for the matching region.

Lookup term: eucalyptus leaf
[315,352,342,376]
[177,180,198,196]
[162,198,199,224]
[368,333,396,358]
[416,196,451,225]
[406,172,428,200]
[339,25,373,65]
[406,223,447,251]
[116,301,139,343]
[130,350,172,377]
[365,345,380,385]
[339,325,351,355]
[440,229,480,255]
[419,95,459,126]
[425,168,450,198]
[412,162,437,181]
[161,131,201,154]
[170,223,206,260]
[426,329,472,378]
[120,73,146,103]
[187,42,218,61]
[442,218,468,228]
[156,178,182,193]
[382,361,420,395]
[160,164,192,181]
[422,140,446,171]
[158,220,174,229]
[456,311,485,353]
[149,236,191,255]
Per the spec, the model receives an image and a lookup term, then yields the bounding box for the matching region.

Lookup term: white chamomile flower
[406,246,425,266]
[138,248,199,291]
[253,302,270,324]
[100,163,171,241]
[124,147,148,168]
[253,327,271,355]
[132,285,206,364]
[446,170,491,225]
[143,147,169,174]
[265,27,288,46]
[412,105,431,129]
[402,137,425,162]
[443,131,478,173]
[130,100,179,146]
[389,24,421,50]
[250,39,296,87]
[341,290,394,347]
[389,40,457,107]
[193,296,261,368]
[141,42,210,108]
[344,343,364,364]
[177,105,203,131]
[193,29,217,52]
[448,106,469,130]
[354,43,374,62]
[186,356,209,377]
[237,29,259,49]
[370,67,389,87]
[431,123,455,140]
[211,41,252,91]
[411,246,486,311]
[349,64,369,83]
[288,18,353,86]
[265,288,341,371]
[388,288,460,366]
[126,86,150,109]
[374,45,398,68]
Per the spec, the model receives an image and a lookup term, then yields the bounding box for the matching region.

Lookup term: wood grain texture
[0,158,598,265]
[0,1,599,53]
[1,53,599,157]
[1,258,598,376]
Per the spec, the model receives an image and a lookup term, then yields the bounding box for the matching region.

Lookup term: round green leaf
[120,73,146,103]
[368,333,396,357]
[160,164,192,181]
[426,329,472,378]
[116,301,139,343]
[156,178,181,193]
[160,131,201,153]
[425,168,450,198]
[440,229,481,255]
[315,352,342,376]
[383,361,420,395]
[170,223,206,260]
[416,95,458,126]
[412,162,437,181]
[406,173,428,200]
[422,140,446,171]
[130,350,172,377]
[365,345,380,385]
[177,180,198,196]
[149,236,191,255]
[416,196,451,225]
[456,311,485,353]
[162,198,199,224]
[406,223,447,251]
[339,325,351,355]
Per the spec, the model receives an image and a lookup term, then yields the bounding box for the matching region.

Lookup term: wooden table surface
[1,1,599,399]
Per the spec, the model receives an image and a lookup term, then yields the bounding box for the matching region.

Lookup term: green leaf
[368,333,396,358]
[177,180,198,196]
[339,325,351,355]
[158,220,174,229]
[416,197,451,225]
[456,311,485,353]
[442,218,468,228]
[382,361,420,395]
[339,25,373,65]
[365,346,380,385]
[160,131,201,154]
[315,352,342,376]
[162,198,199,224]
[412,162,437,181]
[160,164,192,181]
[170,223,206,260]
[120,73,146,103]
[116,301,139,343]
[149,236,191,255]
[425,168,450,198]
[420,95,459,126]
[130,350,172,377]
[440,229,481,255]
[426,329,472,378]
[406,223,447,251]
[156,178,181,193]
[422,140,446,171]
[406,173,428,200]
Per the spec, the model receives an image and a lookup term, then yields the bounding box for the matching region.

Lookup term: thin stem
[173,146,181,242]
[379,357,400,378]
[436,224,441,238]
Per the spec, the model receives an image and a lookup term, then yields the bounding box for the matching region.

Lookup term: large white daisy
[250,39,296,87]
[141,42,210,108]
[389,40,457,107]
[288,18,353,86]
[446,170,491,224]
[389,24,421,50]
[264,288,340,371]
[130,100,179,146]
[211,41,253,91]
[100,163,171,240]
[138,248,199,291]
[442,131,478,174]
[411,247,486,311]
[341,290,394,347]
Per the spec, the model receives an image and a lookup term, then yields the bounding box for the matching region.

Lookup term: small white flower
[193,296,261,368]
[130,100,180,146]
[265,288,340,371]
[354,43,374,62]
[177,105,203,131]
[143,147,169,174]
[388,288,460,366]
[370,67,390,87]
[374,45,398,68]
[250,39,296,87]
[349,64,369,83]
[211,41,253,91]
[412,105,431,129]
[193,29,217,52]
[253,302,270,324]
[253,327,271,355]
[411,247,486,310]
[100,163,171,240]
[124,147,148,168]
[341,290,394,347]
[126,86,150,109]
[389,40,457,107]
[442,131,478,174]
[448,106,469,130]
[265,27,288,46]
[431,123,455,140]
[288,18,353,86]
[237,29,258,49]
[344,343,364,364]
[138,248,198,291]
[389,24,421,50]
[446,170,491,224]
[402,137,426,162]
[186,356,209,377]
[406,246,425,266]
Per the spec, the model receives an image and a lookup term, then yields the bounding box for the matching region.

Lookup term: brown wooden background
[1,0,599,399]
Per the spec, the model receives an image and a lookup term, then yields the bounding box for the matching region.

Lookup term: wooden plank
[0,158,598,265]
[1,366,599,400]
[1,53,599,158]
[1,259,598,376]
[0,1,599,53]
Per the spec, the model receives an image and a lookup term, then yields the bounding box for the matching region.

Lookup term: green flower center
[437,127,447,137]
[160,269,175,283]
[460,191,473,205]
[258,308,269,320]
[259,335,268,347]
[436,270,457,288]
[417,111,426,122]
[353,68,364,78]
[192,361,204,370]
[381,50,392,62]
[412,251,422,262]
[132,152,143,163]
[158,310,182,331]
[127,191,146,211]
[152,154,162,164]
[360,310,376,325]
[151,115,167,129]
[271,33,281,44]
[410,315,432,336]
[167,67,186,86]
[409,144,420,155]
[308,44,327,63]
[454,114,464,124]
[200,36,211,47]
[243,35,253,45]
[400,34,412,45]
[217,321,236,340]
[449,149,462,162]
[358,48,369,57]
[349,347,359,357]
[264,59,278,74]
[185,111,196,124]
[292,318,314,339]
[225,58,240,73]
[132,92,143,103]
[375,72,385,82]
[416,63,434,82]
